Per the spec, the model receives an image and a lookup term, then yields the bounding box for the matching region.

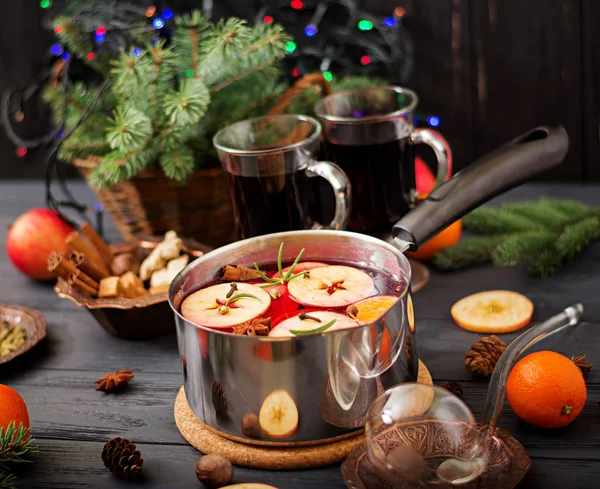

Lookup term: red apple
[6,208,75,281]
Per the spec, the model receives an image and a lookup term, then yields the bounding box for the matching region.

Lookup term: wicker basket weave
[75,74,332,247]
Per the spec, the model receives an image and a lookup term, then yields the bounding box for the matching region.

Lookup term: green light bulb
[323,71,333,82]
[40,0,51,8]
[357,20,373,31]
[185,69,195,78]
[285,41,297,54]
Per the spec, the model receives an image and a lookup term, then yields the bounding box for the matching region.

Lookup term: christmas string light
[40,0,51,9]
[304,1,328,37]
[291,0,304,9]
[133,47,142,57]
[153,18,165,29]
[383,17,396,27]
[285,41,297,53]
[264,15,274,24]
[50,44,63,56]
[357,19,373,31]
[146,6,156,17]
[16,147,27,158]
[360,55,371,65]
[162,9,173,20]
[427,115,441,127]
[292,67,301,77]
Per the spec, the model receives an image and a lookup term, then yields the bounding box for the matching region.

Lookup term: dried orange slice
[451,290,533,333]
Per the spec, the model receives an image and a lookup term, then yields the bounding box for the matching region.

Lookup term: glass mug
[213,115,351,239]
[314,86,450,234]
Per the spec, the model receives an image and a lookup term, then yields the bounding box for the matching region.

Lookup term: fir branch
[173,11,212,75]
[433,236,508,270]
[0,422,38,467]
[0,471,16,489]
[106,107,152,152]
[88,147,156,188]
[159,147,196,182]
[491,231,556,266]
[110,49,153,110]
[463,207,543,234]
[163,79,210,126]
[528,249,564,278]
[555,216,600,260]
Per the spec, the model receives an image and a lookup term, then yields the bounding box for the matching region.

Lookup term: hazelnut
[195,453,233,488]
[241,413,260,438]
[110,252,140,276]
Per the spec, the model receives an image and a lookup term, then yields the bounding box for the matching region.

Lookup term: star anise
[95,370,135,393]
[232,317,271,336]
[571,355,592,375]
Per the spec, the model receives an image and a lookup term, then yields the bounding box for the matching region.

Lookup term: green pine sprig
[434,199,600,277]
[0,471,16,489]
[0,422,39,467]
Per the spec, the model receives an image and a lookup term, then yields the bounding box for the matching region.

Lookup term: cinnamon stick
[48,252,77,280]
[80,222,114,268]
[69,250,109,282]
[69,268,99,290]
[68,273,98,297]
[66,231,110,278]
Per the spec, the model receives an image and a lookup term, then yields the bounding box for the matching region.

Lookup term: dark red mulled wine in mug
[213,115,351,240]
[314,86,450,234]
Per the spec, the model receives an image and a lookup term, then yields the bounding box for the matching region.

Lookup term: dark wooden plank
[581,0,600,181]
[469,0,583,181]
[14,439,600,489]
[402,0,474,170]
[19,439,347,489]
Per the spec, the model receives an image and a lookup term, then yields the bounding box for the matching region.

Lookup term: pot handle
[392,125,569,251]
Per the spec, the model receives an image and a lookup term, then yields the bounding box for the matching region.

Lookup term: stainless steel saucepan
[169,125,568,445]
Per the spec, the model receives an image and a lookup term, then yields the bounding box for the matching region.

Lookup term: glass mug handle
[409,129,452,190]
[305,160,352,230]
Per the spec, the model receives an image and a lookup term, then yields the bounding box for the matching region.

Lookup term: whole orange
[0,384,30,431]
[407,219,462,261]
[506,351,586,429]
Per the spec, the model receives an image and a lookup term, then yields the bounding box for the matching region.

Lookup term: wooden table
[1,181,599,488]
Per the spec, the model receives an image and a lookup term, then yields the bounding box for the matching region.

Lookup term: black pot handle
[393,125,569,251]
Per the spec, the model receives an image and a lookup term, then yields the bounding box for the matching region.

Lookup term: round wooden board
[174,360,432,470]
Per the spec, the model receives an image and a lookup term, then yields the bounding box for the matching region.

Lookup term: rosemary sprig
[290,319,336,336]
[0,422,38,468]
[253,242,309,288]
[225,293,262,306]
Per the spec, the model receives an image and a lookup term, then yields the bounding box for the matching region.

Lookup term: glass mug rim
[314,85,419,125]
[212,114,322,156]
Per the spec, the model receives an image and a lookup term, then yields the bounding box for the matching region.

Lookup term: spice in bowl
[0,321,27,357]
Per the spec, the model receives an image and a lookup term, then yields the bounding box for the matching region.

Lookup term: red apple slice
[181,283,271,329]
[259,389,299,438]
[269,311,359,338]
[272,261,328,279]
[287,265,375,308]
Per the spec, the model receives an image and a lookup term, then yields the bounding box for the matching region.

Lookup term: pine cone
[464,335,506,377]
[102,437,144,480]
[443,381,464,399]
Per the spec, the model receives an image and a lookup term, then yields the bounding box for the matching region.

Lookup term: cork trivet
[174,361,432,470]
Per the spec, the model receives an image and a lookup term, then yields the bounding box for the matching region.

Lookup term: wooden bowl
[0,304,47,365]
[54,237,208,340]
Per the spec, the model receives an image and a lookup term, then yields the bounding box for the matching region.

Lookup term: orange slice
[451,290,533,333]
[353,295,399,323]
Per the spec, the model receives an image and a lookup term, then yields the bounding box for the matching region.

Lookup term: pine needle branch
[434,199,600,277]
[0,422,38,467]
[0,472,16,489]
[491,231,556,266]
[434,236,508,270]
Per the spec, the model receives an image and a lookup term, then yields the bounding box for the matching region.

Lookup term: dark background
[0,0,598,181]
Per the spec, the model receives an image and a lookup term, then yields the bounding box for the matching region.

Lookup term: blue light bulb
[50,44,63,56]
[383,17,396,27]
[304,24,317,37]
[427,116,441,127]
[133,47,142,57]
[162,9,173,20]
[153,18,165,29]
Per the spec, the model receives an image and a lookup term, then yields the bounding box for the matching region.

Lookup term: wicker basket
[74,74,332,247]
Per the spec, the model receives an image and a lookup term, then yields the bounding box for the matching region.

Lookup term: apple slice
[287,265,375,308]
[220,485,279,489]
[451,290,533,333]
[269,311,358,337]
[181,282,271,329]
[272,261,328,279]
[259,389,299,438]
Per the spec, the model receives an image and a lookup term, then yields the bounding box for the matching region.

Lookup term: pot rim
[168,230,412,341]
